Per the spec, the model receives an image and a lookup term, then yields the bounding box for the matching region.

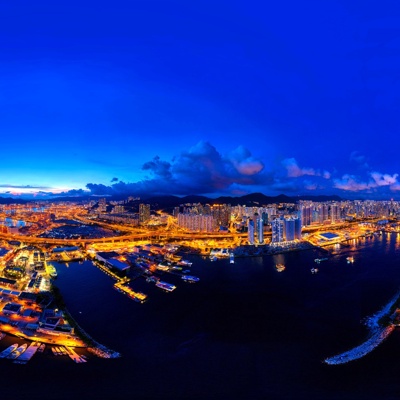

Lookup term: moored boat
[7,343,27,359]
[181,275,200,283]
[0,343,18,358]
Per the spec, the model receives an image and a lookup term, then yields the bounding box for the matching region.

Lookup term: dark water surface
[3,233,400,399]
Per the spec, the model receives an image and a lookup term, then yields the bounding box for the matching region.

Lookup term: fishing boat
[7,343,27,360]
[0,343,18,358]
[275,264,286,272]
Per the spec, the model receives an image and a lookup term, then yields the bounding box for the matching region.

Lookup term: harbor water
[2,233,400,399]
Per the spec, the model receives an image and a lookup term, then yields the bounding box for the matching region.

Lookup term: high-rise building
[300,204,312,227]
[257,216,264,244]
[247,218,255,245]
[139,204,151,224]
[283,216,302,241]
[112,205,125,214]
[271,217,284,243]
[177,213,214,232]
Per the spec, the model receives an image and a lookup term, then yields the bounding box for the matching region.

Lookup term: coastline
[324,289,400,365]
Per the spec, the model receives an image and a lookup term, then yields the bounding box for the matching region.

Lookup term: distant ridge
[144,193,342,209]
[0,197,27,204]
[0,193,342,207]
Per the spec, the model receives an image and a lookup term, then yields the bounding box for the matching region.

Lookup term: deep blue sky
[1,0,400,199]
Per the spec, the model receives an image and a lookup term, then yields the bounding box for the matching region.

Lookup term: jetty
[64,346,86,363]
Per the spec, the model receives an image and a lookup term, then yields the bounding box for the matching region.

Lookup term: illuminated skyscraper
[139,203,151,224]
[257,216,264,244]
[248,218,255,245]
[271,217,284,243]
[283,216,302,241]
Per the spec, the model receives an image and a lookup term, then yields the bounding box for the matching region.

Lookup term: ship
[46,264,58,278]
[275,264,286,272]
[37,343,45,353]
[210,248,230,258]
[314,258,328,263]
[346,256,354,264]
[7,343,27,359]
[13,342,40,364]
[311,267,319,274]
[181,275,200,283]
[230,253,235,264]
[0,343,18,358]
[177,259,192,267]
[156,281,176,292]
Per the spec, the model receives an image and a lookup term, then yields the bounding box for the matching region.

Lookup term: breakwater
[325,289,400,365]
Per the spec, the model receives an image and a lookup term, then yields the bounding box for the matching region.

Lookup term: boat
[314,258,328,263]
[0,343,18,358]
[37,343,45,353]
[346,256,354,264]
[181,275,200,283]
[210,256,218,262]
[156,281,176,292]
[230,253,234,264]
[311,267,319,274]
[177,259,192,267]
[13,342,40,364]
[46,264,58,278]
[275,264,286,272]
[210,248,230,258]
[7,343,27,359]
[51,347,59,356]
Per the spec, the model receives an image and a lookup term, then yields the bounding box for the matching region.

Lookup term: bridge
[0,229,252,247]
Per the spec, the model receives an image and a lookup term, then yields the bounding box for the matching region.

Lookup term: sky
[1,0,400,199]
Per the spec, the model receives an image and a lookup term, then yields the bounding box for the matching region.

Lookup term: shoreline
[324,289,400,365]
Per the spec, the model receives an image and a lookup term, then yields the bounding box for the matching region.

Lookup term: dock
[64,346,86,363]
[113,281,147,303]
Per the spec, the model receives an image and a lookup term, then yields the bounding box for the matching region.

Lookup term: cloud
[333,175,371,191]
[0,184,53,190]
[322,171,331,179]
[303,180,318,191]
[370,172,398,187]
[111,177,119,182]
[282,158,316,178]
[83,141,266,197]
[228,146,264,175]
[142,156,172,180]
[333,171,399,192]
[350,151,369,169]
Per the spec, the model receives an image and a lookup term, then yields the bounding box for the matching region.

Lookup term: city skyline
[2,1,400,199]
